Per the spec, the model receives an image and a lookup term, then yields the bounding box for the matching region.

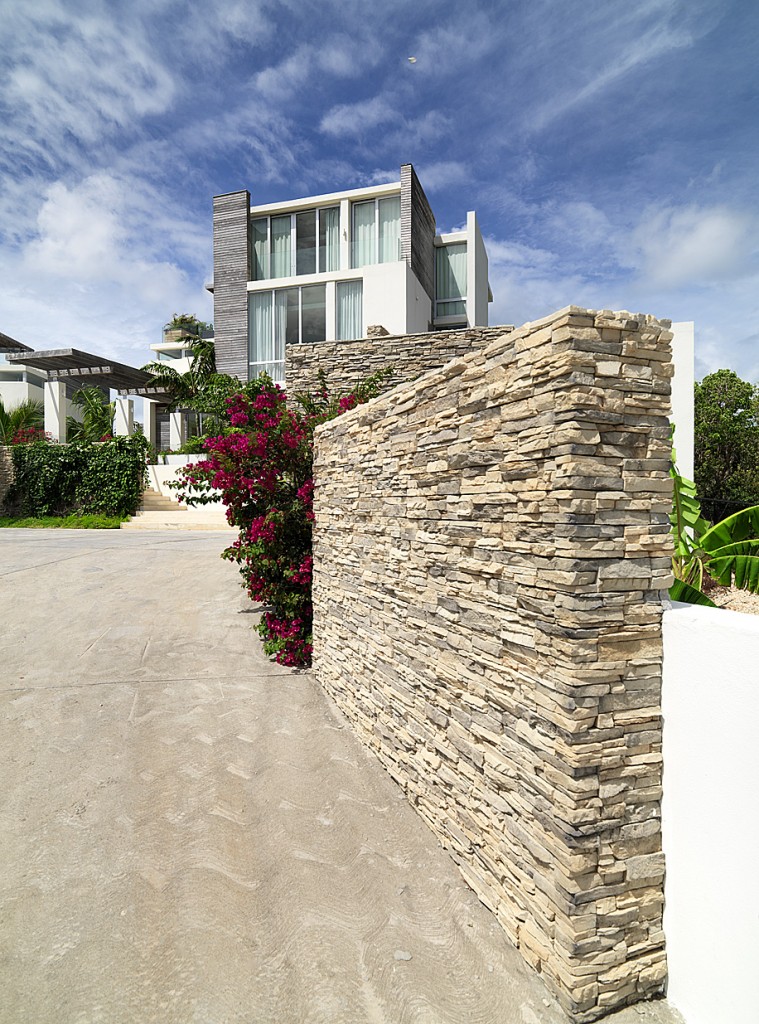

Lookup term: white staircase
[121,487,234,532]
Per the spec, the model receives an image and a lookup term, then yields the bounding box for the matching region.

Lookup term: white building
[0,332,46,409]
[211,163,492,384]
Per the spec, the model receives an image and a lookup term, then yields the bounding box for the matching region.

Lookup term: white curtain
[270,215,291,278]
[249,292,273,367]
[378,196,401,263]
[351,202,375,268]
[436,243,467,315]
[320,207,339,272]
[251,219,268,280]
[274,290,289,357]
[337,281,363,340]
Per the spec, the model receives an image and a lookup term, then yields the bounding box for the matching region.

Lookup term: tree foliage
[694,369,759,523]
[67,386,115,443]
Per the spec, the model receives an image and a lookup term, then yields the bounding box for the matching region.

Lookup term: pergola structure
[5,347,180,446]
[0,330,33,355]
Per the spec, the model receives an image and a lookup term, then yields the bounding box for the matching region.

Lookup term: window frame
[248,283,327,383]
[250,206,340,281]
[434,242,468,323]
[350,195,402,269]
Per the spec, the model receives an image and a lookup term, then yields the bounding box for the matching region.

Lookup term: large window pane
[337,281,363,341]
[319,207,339,272]
[249,292,273,365]
[435,243,467,317]
[378,196,401,263]
[301,285,326,343]
[351,201,376,268]
[251,218,268,280]
[296,210,316,275]
[287,288,300,343]
[270,215,291,278]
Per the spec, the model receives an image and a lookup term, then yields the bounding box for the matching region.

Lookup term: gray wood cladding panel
[400,164,436,303]
[213,191,250,380]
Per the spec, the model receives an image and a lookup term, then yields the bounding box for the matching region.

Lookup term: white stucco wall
[662,603,759,1024]
[466,210,489,327]
[362,260,410,335]
[404,263,432,333]
[0,379,45,408]
[670,322,695,481]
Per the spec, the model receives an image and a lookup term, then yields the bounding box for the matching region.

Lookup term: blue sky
[1,0,757,382]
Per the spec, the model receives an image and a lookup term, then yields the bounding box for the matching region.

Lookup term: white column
[671,322,695,482]
[340,198,350,270]
[44,380,67,443]
[114,397,134,436]
[169,411,186,451]
[143,398,158,450]
[325,280,336,342]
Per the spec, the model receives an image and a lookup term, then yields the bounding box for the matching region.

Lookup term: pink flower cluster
[171,373,382,667]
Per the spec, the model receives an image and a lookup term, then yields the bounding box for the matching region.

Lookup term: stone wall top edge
[519,305,672,334]
[288,324,515,360]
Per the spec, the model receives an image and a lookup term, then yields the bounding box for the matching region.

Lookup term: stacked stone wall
[0,447,14,509]
[312,307,673,1021]
[285,324,512,397]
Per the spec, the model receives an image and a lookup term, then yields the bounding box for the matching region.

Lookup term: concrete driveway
[0,530,682,1024]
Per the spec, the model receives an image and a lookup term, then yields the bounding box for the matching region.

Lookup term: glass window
[249,292,284,383]
[270,215,291,279]
[250,285,326,381]
[352,201,376,268]
[296,210,316,276]
[251,218,268,280]
[435,244,467,318]
[378,196,401,263]
[250,207,342,280]
[319,207,339,272]
[337,281,363,341]
[301,285,326,343]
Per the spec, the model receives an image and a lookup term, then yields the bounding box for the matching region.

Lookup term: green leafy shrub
[5,435,148,518]
[669,458,759,606]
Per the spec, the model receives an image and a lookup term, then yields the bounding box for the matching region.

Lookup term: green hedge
[5,435,148,517]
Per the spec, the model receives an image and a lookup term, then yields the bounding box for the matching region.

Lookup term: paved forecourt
[0,530,682,1024]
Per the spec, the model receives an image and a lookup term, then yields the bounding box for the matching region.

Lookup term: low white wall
[662,603,759,1024]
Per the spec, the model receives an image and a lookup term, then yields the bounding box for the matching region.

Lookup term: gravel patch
[708,586,759,616]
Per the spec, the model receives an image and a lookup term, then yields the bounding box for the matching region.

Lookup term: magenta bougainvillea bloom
[172,370,390,667]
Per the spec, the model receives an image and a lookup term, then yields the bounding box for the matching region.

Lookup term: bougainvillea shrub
[174,371,390,667]
[9,426,50,444]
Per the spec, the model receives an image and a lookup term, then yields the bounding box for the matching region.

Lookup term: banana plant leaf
[706,539,759,592]
[699,505,759,549]
[669,579,717,607]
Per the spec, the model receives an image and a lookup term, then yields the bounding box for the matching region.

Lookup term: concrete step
[121,511,234,532]
[140,497,188,511]
[122,490,233,531]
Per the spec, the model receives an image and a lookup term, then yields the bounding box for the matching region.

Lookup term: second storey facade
[211,164,491,384]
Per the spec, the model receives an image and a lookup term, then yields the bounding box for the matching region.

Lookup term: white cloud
[320,96,399,136]
[2,172,211,366]
[415,161,469,191]
[1,4,175,165]
[630,205,757,289]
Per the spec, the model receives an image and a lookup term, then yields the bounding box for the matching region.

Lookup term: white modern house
[211,163,492,384]
[0,332,46,409]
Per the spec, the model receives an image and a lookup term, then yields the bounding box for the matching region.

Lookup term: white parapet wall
[146,459,224,505]
[662,602,759,1024]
